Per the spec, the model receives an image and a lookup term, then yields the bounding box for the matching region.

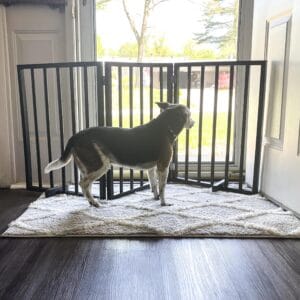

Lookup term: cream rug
[3,184,300,238]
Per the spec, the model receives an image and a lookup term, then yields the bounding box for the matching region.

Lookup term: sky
[96,0,204,52]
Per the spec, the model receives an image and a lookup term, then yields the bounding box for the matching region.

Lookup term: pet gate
[17,60,266,199]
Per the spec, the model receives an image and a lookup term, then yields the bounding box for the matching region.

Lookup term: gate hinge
[172,74,176,84]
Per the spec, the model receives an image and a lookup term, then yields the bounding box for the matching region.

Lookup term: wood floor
[0,190,300,300]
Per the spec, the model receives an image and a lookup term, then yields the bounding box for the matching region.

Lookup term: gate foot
[212,179,225,192]
[45,187,64,198]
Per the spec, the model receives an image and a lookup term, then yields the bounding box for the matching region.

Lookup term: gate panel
[171,61,266,194]
[104,62,174,199]
[17,61,106,199]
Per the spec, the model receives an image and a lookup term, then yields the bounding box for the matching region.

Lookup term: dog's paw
[154,195,160,200]
[161,202,172,206]
[89,201,100,208]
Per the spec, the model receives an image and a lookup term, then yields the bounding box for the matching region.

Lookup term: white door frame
[0,6,15,187]
[0,0,251,188]
[65,0,96,62]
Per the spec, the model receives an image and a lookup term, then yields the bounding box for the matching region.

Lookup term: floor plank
[0,189,40,233]
[0,189,300,300]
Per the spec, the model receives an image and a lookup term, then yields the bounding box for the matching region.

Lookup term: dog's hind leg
[80,175,99,207]
[157,143,173,206]
[79,166,108,207]
[74,143,109,207]
[147,168,159,200]
[157,168,171,206]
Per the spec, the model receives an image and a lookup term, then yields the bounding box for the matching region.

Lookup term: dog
[45,102,195,207]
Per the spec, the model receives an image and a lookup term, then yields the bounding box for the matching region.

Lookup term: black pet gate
[17,60,266,199]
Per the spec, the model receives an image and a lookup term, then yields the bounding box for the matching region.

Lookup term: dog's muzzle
[188,119,195,129]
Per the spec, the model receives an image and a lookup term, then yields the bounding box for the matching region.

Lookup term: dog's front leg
[157,168,170,206]
[147,168,159,200]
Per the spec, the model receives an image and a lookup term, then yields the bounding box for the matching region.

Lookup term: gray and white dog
[45,102,194,207]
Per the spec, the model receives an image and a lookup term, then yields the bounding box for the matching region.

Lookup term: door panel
[6,5,67,184]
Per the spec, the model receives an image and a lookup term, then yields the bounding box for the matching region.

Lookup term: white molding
[71,0,96,130]
[298,120,300,157]
[233,0,254,171]
[264,14,292,151]
[0,6,15,186]
[64,0,77,61]
[261,191,300,219]
[237,0,254,60]
[78,0,96,61]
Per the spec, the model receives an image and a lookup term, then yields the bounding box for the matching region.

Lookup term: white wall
[251,0,300,213]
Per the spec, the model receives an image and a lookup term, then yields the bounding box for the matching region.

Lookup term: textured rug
[3,184,300,237]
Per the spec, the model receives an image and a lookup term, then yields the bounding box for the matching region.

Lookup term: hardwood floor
[0,189,40,233]
[0,189,300,300]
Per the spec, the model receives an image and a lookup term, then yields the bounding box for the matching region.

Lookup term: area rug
[3,184,300,238]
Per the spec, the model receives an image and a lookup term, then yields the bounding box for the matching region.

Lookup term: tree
[194,0,238,58]
[117,42,138,58]
[96,0,111,10]
[182,40,216,59]
[122,0,168,62]
[146,37,174,57]
[96,35,105,58]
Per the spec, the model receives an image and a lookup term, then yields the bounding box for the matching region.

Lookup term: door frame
[0,0,254,188]
[0,6,15,187]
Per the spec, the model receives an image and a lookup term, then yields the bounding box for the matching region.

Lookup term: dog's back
[71,124,162,166]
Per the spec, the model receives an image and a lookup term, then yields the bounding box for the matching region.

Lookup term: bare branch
[140,0,151,38]
[121,0,171,62]
[150,0,169,10]
[122,0,140,42]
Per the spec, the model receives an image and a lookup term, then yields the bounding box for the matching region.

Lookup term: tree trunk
[137,40,144,62]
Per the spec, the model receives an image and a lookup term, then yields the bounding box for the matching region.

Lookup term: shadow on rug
[2,184,300,238]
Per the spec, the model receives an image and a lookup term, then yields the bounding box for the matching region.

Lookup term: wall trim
[0,5,16,187]
[64,0,76,61]
[264,14,292,151]
[262,191,300,219]
[237,0,254,60]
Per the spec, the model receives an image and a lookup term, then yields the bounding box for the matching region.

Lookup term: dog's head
[156,102,195,135]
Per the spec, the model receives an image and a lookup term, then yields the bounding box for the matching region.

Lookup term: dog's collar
[167,126,177,141]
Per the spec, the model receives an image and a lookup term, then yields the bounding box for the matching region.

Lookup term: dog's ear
[156,102,170,110]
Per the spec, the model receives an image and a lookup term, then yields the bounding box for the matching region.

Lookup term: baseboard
[262,192,300,219]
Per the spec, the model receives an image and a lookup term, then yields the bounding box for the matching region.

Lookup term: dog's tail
[44,138,73,174]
